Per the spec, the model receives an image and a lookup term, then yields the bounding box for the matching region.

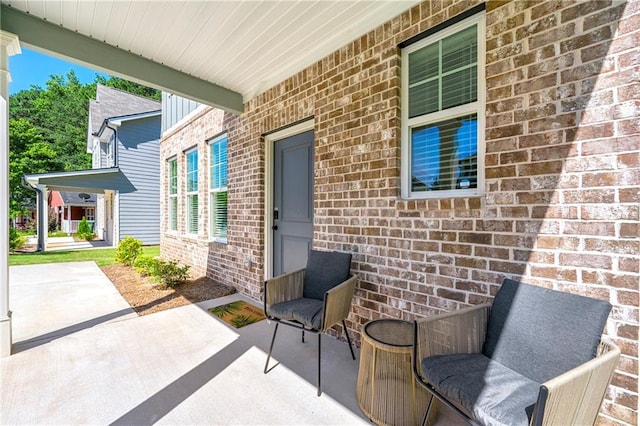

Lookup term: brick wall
[160,1,638,423]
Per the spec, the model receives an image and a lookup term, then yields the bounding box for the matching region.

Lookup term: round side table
[356,319,431,426]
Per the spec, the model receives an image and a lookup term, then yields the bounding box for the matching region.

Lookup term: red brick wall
[160,1,638,423]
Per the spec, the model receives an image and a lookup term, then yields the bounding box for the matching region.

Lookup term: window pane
[408,24,478,118]
[169,197,177,231]
[441,25,477,74]
[186,150,198,192]
[210,137,228,190]
[409,43,439,85]
[409,79,439,118]
[442,66,477,110]
[169,159,177,195]
[411,114,478,192]
[211,191,228,238]
[187,194,198,233]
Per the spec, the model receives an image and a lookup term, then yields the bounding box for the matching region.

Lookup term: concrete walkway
[24,236,112,252]
[1,262,367,425]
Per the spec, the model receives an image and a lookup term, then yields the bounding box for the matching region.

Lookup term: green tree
[9,118,63,218]
[31,71,95,170]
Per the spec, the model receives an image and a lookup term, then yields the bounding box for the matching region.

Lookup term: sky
[9,47,105,95]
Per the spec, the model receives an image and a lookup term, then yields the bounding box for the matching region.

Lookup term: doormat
[208,301,266,328]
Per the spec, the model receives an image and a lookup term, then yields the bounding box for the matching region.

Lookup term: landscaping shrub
[133,255,190,288]
[76,217,96,241]
[133,255,162,277]
[157,260,190,288]
[9,227,25,251]
[48,213,58,232]
[115,236,143,266]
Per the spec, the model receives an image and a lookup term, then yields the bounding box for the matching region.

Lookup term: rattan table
[356,319,431,426]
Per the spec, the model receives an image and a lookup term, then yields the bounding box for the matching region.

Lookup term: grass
[48,231,69,237]
[9,245,160,267]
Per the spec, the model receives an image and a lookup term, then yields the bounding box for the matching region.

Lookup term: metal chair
[263,249,357,396]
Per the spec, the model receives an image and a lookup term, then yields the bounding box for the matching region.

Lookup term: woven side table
[356,319,431,426]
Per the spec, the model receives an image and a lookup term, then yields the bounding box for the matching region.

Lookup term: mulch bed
[100,263,236,316]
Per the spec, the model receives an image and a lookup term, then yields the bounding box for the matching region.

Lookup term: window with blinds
[209,135,228,240]
[185,149,198,234]
[168,158,178,231]
[401,12,485,199]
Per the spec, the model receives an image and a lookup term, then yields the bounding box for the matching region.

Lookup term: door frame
[263,119,314,280]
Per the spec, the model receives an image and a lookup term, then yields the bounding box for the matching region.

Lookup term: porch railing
[62,220,95,234]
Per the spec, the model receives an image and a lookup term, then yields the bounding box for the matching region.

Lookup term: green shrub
[115,236,143,266]
[133,255,162,277]
[157,260,190,288]
[9,227,26,251]
[48,213,58,232]
[76,217,96,241]
[133,255,190,288]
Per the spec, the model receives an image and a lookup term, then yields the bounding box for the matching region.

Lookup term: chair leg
[342,319,356,360]
[317,333,322,396]
[421,394,434,426]
[302,329,305,343]
[264,323,279,374]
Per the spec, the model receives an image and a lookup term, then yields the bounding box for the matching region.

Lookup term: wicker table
[356,319,431,426]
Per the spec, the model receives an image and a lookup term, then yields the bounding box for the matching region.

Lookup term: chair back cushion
[303,250,352,300]
[482,279,611,383]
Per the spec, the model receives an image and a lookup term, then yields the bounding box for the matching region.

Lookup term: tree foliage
[9,118,63,218]
[8,71,160,218]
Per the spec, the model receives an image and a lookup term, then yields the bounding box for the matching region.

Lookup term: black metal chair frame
[262,270,357,396]
[263,314,355,396]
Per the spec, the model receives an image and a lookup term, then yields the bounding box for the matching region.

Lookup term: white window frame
[185,148,199,235]
[401,12,486,199]
[208,134,228,242]
[83,207,95,221]
[168,157,178,232]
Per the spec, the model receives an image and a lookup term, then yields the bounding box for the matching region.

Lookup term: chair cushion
[303,250,352,301]
[483,279,611,383]
[422,353,540,426]
[269,298,323,330]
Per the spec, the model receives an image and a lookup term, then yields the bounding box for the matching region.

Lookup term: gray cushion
[483,279,611,383]
[422,353,540,426]
[303,250,352,300]
[269,298,323,330]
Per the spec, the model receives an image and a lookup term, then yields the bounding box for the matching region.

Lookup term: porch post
[36,185,47,251]
[0,31,21,357]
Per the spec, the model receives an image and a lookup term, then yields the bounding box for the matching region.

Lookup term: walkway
[1,262,366,425]
[24,236,111,252]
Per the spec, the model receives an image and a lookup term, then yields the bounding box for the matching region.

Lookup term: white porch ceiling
[1,0,418,110]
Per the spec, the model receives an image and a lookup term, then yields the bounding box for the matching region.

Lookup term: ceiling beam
[1,5,244,114]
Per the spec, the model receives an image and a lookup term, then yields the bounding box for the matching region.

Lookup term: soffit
[2,0,418,104]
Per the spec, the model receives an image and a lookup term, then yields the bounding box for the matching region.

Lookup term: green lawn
[9,246,160,267]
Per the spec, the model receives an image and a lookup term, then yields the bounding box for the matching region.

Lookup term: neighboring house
[87,85,162,245]
[159,2,638,425]
[25,85,161,248]
[12,208,35,231]
[49,191,96,234]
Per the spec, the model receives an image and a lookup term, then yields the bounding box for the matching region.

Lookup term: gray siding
[116,115,161,245]
[162,92,201,133]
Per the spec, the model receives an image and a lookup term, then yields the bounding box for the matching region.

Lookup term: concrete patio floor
[1,262,367,425]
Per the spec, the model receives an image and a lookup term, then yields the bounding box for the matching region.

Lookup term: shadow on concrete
[12,308,133,353]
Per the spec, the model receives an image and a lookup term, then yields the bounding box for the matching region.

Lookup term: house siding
[117,115,161,244]
[161,92,201,133]
[160,1,639,424]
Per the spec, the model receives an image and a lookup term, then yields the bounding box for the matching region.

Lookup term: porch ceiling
[1,0,419,113]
